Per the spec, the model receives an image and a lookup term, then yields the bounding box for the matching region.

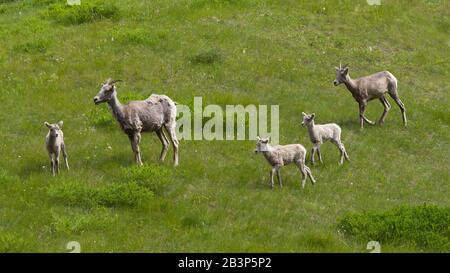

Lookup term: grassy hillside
[0,0,449,252]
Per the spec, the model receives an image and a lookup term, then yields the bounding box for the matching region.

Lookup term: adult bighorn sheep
[93,78,179,166]
[333,63,407,129]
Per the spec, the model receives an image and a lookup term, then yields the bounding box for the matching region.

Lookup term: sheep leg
[378,96,391,125]
[296,161,307,188]
[304,165,316,185]
[164,125,179,166]
[359,102,375,129]
[341,142,350,162]
[311,147,316,165]
[61,143,69,170]
[269,169,275,189]
[276,167,282,188]
[316,144,323,164]
[156,129,169,162]
[49,154,55,176]
[332,140,345,164]
[128,133,143,166]
[389,94,407,127]
[358,103,365,129]
[55,150,60,175]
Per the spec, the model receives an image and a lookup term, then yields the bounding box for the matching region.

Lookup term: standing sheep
[301,112,349,165]
[93,78,179,166]
[333,63,407,129]
[45,121,69,176]
[254,137,316,189]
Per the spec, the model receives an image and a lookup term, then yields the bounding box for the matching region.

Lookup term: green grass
[0,0,449,252]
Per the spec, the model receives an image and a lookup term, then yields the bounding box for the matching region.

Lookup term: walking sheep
[301,112,349,165]
[333,63,407,129]
[45,121,69,176]
[254,137,316,189]
[93,78,179,166]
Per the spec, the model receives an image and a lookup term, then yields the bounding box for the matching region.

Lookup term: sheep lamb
[301,112,349,165]
[44,121,69,176]
[254,137,315,189]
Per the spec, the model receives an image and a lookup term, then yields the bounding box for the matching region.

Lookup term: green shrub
[122,164,172,194]
[0,232,35,252]
[189,48,222,64]
[0,169,18,185]
[41,0,119,25]
[181,214,207,228]
[337,204,450,251]
[14,40,48,54]
[50,207,117,234]
[48,180,153,207]
[30,0,58,6]
[98,182,153,207]
[87,106,115,128]
[110,27,159,46]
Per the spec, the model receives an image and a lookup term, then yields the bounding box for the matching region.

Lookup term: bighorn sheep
[93,78,179,166]
[45,121,69,176]
[333,63,407,129]
[254,137,316,189]
[301,112,349,165]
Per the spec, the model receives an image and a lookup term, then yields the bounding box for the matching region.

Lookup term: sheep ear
[302,112,306,116]
[44,122,51,128]
[257,136,261,141]
[57,121,63,128]
[335,67,340,71]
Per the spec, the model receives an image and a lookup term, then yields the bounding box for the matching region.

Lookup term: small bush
[181,214,207,228]
[41,0,119,25]
[50,207,117,234]
[0,232,34,252]
[14,40,48,54]
[110,27,159,46]
[122,164,172,194]
[337,204,450,251]
[87,106,115,128]
[30,0,58,6]
[0,169,18,185]
[189,48,222,64]
[48,180,153,207]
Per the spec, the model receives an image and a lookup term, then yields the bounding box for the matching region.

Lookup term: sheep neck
[107,92,125,123]
[307,120,316,134]
[343,74,359,96]
[47,134,57,144]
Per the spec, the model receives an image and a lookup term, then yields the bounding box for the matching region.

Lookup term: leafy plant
[189,48,222,64]
[48,180,153,207]
[121,164,172,194]
[41,0,119,25]
[337,204,450,251]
